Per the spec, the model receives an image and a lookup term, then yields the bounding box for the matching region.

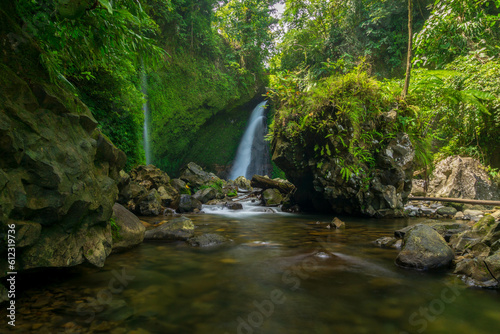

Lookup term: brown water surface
[2,211,499,334]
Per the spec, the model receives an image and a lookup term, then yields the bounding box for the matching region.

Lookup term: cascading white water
[229,101,269,180]
[141,66,152,165]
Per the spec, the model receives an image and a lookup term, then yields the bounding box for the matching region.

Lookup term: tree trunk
[251,175,295,194]
[409,197,500,206]
[402,0,413,99]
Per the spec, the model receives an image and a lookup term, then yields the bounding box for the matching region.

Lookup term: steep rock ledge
[0,5,125,274]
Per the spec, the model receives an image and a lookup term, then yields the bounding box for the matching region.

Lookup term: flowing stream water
[3,205,499,334]
[229,101,271,180]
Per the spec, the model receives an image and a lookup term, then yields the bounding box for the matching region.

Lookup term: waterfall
[229,101,271,180]
[141,66,152,165]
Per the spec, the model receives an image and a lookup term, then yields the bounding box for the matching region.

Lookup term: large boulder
[144,217,195,241]
[193,187,217,204]
[272,130,414,217]
[118,165,180,214]
[262,188,283,206]
[111,203,145,253]
[396,224,454,270]
[427,156,500,200]
[234,176,252,191]
[138,189,162,216]
[179,162,222,188]
[0,10,125,274]
[129,165,170,190]
[178,195,202,213]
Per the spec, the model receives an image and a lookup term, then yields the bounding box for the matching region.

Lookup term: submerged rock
[187,233,228,247]
[373,236,398,248]
[144,217,194,241]
[111,203,145,253]
[225,202,243,210]
[328,217,346,229]
[396,224,454,270]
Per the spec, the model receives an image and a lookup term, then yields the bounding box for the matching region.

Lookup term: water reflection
[2,213,499,334]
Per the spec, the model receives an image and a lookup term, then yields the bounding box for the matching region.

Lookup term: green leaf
[98,0,113,14]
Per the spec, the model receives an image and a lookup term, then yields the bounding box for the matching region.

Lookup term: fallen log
[409,197,500,206]
[251,175,295,194]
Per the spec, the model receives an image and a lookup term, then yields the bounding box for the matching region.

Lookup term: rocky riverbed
[375,211,500,288]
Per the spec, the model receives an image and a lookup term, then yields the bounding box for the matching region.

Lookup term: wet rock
[328,217,345,229]
[454,211,465,220]
[234,176,252,191]
[373,236,397,248]
[177,195,202,213]
[464,209,484,221]
[171,178,190,194]
[193,188,217,204]
[453,258,497,287]
[262,188,283,206]
[144,217,195,241]
[119,181,148,209]
[469,243,491,257]
[157,185,180,209]
[180,162,222,189]
[396,224,454,270]
[436,206,457,216]
[394,225,415,239]
[485,251,500,280]
[187,233,228,247]
[225,202,243,210]
[449,230,486,253]
[482,221,500,246]
[13,221,42,248]
[130,165,170,190]
[272,128,413,217]
[427,156,500,200]
[473,215,496,233]
[138,189,162,216]
[118,166,180,213]
[111,203,145,253]
[0,45,125,273]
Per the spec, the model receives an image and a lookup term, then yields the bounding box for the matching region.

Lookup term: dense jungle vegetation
[13,0,500,177]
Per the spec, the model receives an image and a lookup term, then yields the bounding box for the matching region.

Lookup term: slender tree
[402,0,412,99]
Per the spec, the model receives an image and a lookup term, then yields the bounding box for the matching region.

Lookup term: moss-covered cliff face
[148,45,266,177]
[0,3,125,274]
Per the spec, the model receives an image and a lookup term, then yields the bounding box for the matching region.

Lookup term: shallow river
[2,206,500,334]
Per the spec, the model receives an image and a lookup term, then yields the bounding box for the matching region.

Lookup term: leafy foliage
[268,62,415,181]
[414,0,500,68]
[272,0,431,78]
